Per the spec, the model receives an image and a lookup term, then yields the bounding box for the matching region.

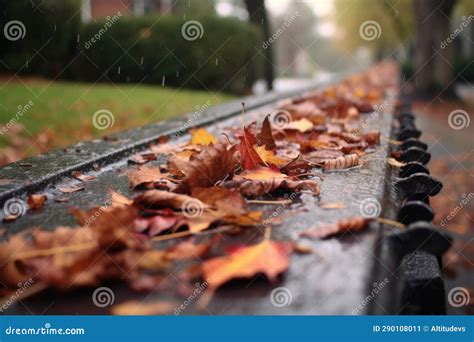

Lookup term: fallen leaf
[71,171,96,182]
[387,158,405,168]
[319,202,346,209]
[173,143,237,194]
[300,217,371,239]
[235,166,287,181]
[202,240,293,291]
[323,154,359,170]
[255,145,289,167]
[58,185,85,193]
[237,127,264,170]
[190,128,217,145]
[127,166,173,190]
[286,118,314,132]
[256,115,276,150]
[27,194,47,210]
[224,178,320,197]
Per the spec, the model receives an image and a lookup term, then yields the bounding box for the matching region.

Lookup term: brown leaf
[319,202,346,209]
[224,178,320,197]
[256,115,276,150]
[173,143,237,194]
[127,166,173,190]
[300,217,371,239]
[202,240,293,291]
[71,171,96,182]
[27,194,47,210]
[323,154,359,170]
[58,185,85,193]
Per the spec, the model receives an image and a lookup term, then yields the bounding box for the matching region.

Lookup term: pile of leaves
[0,64,396,313]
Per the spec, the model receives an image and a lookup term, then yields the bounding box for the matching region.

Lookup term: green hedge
[0,0,81,77]
[72,15,263,93]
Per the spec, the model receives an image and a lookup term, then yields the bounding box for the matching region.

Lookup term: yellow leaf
[236,166,287,181]
[254,145,289,166]
[190,128,217,145]
[286,118,314,132]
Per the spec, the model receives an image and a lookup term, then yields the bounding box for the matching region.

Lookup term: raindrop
[176,69,179,77]
[54,25,57,32]
[77,34,80,43]
[140,56,144,65]
[215,58,218,66]
[162,76,165,86]
[118,66,121,74]
[26,60,29,68]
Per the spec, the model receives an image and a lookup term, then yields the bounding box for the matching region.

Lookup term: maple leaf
[237,127,264,170]
[300,216,371,239]
[256,115,276,150]
[189,128,217,145]
[174,142,238,194]
[202,240,293,291]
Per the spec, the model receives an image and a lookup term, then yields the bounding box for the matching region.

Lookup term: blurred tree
[244,0,274,89]
[273,0,316,77]
[413,0,457,97]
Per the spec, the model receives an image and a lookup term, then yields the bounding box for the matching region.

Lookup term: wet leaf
[190,128,217,145]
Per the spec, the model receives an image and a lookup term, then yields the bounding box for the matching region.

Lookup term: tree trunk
[412,0,457,98]
[244,0,274,90]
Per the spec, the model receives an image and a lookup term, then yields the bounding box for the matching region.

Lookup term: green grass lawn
[0,77,234,150]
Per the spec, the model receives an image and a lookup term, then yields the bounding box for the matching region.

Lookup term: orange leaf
[190,128,217,145]
[202,240,292,291]
[255,145,289,167]
[27,194,47,210]
[286,118,314,132]
[235,166,286,181]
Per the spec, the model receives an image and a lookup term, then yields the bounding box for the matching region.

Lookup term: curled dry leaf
[202,240,293,292]
[323,153,359,170]
[387,157,405,168]
[300,216,372,239]
[27,194,47,210]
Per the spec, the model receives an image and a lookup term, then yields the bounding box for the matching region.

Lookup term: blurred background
[0,0,472,313]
